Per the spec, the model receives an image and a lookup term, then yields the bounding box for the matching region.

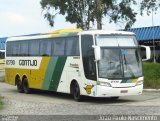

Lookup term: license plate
[121,90,128,93]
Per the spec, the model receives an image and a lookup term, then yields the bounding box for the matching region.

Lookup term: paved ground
[0,70,4,81]
[0,82,160,117]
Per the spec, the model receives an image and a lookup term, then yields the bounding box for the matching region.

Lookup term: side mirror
[92,45,101,61]
[140,45,151,61]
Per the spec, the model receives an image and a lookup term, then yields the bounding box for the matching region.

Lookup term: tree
[140,0,160,15]
[40,0,137,30]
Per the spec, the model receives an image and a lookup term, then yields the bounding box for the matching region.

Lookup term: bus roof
[79,30,135,36]
[6,29,135,42]
[6,28,82,42]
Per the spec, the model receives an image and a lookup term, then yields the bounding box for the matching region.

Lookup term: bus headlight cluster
[136,80,144,86]
[97,81,112,87]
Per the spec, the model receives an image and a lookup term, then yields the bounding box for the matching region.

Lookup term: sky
[0,0,160,37]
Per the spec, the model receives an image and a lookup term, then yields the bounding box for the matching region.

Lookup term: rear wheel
[72,82,81,101]
[22,78,31,94]
[16,77,24,93]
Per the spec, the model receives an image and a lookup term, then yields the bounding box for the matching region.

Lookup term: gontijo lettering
[19,60,37,66]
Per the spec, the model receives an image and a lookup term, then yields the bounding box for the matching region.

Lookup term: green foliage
[143,62,160,89]
[140,0,160,15]
[40,0,137,30]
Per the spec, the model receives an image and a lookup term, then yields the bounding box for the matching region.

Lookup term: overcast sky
[0,0,160,37]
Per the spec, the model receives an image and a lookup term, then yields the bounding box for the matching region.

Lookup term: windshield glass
[96,35,138,47]
[98,48,142,79]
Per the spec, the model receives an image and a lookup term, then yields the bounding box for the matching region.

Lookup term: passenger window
[65,36,79,56]
[20,41,29,56]
[28,40,39,56]
[53,38,65,56]
[6,42,13,56]
[12,42,20,56]
[40,40,52,56]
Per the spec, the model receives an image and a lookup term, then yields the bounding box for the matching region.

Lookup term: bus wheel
[72,82,81,101]
[22,78,30,94]
[16,77,24,93]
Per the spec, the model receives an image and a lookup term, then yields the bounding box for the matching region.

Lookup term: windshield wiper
[123,54,135,78]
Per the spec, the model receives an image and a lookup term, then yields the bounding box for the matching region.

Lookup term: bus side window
[52,38,65,56]
[81,35,97,81]
[12,41,20,56]
[40,39,51,56]
[28,40,39,56]
[6,42,13,56]
[65,36,79,56]
[20,41,29,56]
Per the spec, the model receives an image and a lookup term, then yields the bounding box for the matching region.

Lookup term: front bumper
[96,84,143,97]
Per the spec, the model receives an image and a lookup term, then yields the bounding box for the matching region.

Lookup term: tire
[72,82,81,101]
[22,78,31,94]
[16,77,24,93]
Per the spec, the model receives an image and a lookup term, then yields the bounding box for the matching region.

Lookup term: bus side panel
[57,57,80,93]
[56,56,97,96]
[29,57,50,89]
[41,56,67,91]
[5,57,50,89]
[5,68,30,86]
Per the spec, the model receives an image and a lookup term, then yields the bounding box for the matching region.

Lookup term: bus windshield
[96,35,142,79]
[98,48,142,79]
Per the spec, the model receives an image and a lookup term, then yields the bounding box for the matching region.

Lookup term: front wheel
[72,82,81,101]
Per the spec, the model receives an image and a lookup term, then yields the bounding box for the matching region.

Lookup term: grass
[143,62,160,89]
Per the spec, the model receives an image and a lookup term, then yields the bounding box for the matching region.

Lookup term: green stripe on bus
[121,80,128,83]
[121,79,132,83]
[49,56,67,91]
[42,57,58,90]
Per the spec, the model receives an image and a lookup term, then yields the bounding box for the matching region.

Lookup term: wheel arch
[22,75,28,84]
[22,75,27,81]
[70,79,80,94]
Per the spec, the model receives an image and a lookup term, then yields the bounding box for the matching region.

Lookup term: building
[128,26,160,62]
[0,37,7,50]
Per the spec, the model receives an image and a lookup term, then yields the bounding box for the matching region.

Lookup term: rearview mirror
[92,45,101,61]
[140,45,151,61]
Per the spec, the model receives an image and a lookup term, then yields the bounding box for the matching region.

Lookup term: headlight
[97,81,112,87]
[136,80,144,86]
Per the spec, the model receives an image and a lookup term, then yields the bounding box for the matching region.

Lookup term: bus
[5,29,150,101]
[0,50,5,70]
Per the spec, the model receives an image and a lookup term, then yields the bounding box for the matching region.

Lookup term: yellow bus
[5,29,150,101]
